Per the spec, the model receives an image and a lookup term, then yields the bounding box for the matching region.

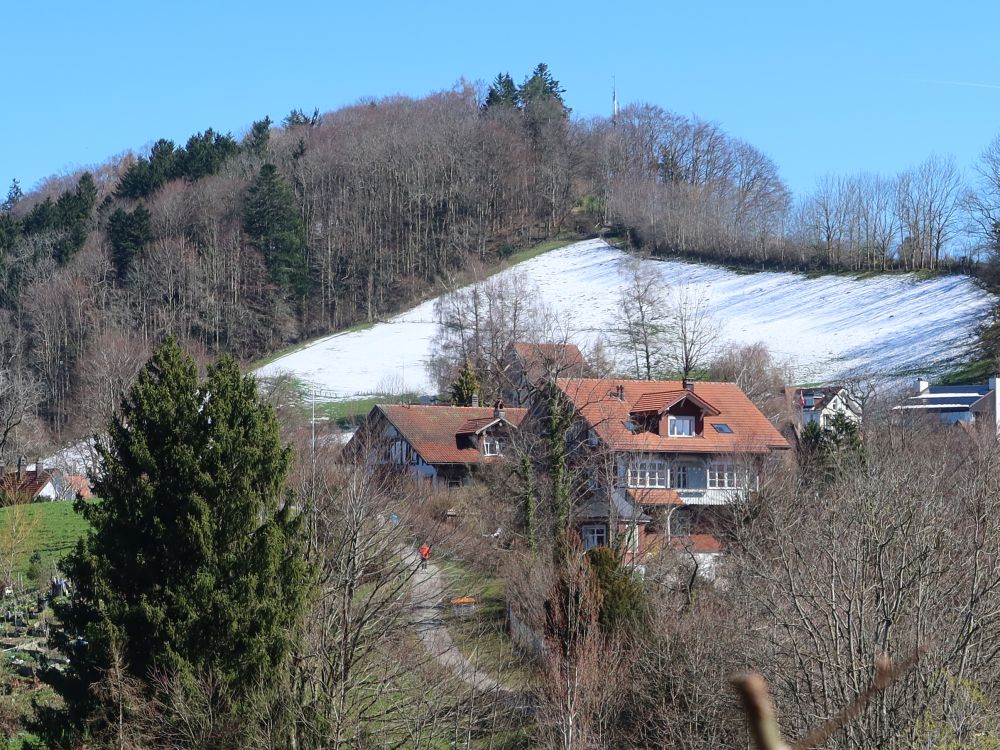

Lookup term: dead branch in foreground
[732,648,925,750]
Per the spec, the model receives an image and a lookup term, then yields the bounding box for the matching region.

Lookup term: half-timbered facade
[348,402,528,488]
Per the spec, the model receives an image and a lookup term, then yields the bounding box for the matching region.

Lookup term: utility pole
[310,388,318,553]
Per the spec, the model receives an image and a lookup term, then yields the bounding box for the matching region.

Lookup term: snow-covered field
[255,239,996,400]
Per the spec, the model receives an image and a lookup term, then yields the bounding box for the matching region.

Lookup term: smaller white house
[787,385,862,434]
[0,458,93,503]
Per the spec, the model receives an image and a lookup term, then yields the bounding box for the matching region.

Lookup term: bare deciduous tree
[707,341,791,412]
[895,155,963,270]
[612,259,670,380]
[0,502,37,593]
[430,267,558,399]
[0,330,42,459]
[666,285,720,382]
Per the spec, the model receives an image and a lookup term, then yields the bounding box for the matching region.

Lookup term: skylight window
[712,423,733,434]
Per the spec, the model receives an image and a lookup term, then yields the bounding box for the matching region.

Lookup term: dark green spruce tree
[519,62,570,140]
[1,178,22,213]
[107,204,152,282]
[53,173,97,264]
[244,116,273,158]
[449,359,482,406]
[483,72,521,110]
[244,163,309,297]
[40,339,312,746]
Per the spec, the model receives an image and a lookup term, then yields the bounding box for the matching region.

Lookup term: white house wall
[36,481,57,501]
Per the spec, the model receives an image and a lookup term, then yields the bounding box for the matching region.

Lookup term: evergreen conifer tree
[53,173,97,264]
[586,546,645,632]
[42,339,311,744]
[244,116,273,158]
[519,63,567,109]
[449,359,482,406]
[107,204,152,282]
[2,179,22,213]
[244,163,309,296]
[483,73,521,110]
[519,62,570,140]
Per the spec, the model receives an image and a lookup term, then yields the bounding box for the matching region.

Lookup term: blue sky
[4,1,1000,198]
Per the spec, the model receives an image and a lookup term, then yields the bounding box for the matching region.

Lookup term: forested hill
[3,63,1000,453]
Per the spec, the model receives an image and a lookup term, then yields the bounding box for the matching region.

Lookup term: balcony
[675,487,745,505]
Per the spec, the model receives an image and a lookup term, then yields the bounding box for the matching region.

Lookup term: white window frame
[483,435,503,456]
[668,415,695,437]
[623,523,639,555]
[626,458,668,488]
[581,524,607,550]
[707,461,746,489]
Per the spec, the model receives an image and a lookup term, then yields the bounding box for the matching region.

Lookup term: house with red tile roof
[0,468,58,504]
[554,378,791,561]
[0,460,92,504]
[347,401,528,488]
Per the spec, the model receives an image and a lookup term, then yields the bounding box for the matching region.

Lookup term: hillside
[257,239,995,400]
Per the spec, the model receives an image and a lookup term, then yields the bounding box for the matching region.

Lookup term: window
[388,440,407,464]
[668,415,695,437]
[670,507,696,536]
[712,423,733,434]
[803,394,815,408]
[483,436,503,456]
[673,464,689,489]
[707,462,745,489]
[581,524,607,550]
[623,523,639,555]
[627,459,668,488]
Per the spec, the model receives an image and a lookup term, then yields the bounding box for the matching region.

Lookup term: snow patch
[255,239,996,400]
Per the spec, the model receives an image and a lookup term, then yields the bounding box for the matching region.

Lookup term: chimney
[616,384,625,401]
[16,455,23,481]
[34,457,42,477]
[494,399,505,420]
[684,380,694,392]
[471,393,480,408]
[916,376,929,395]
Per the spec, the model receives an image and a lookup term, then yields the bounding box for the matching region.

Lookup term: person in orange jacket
[418,544,431,570]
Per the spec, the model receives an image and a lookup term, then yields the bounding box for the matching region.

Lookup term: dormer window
[483,436,503,456]
[668,415,695,437]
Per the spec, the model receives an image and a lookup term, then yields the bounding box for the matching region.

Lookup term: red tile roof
[627,488,684,506]
[786,385,847,412]
[670,533,723,554]
[456,416,502,435]
[376,404,527,465]
[0,470,54,501]
[631,389,720,416]
[556,378,790,454]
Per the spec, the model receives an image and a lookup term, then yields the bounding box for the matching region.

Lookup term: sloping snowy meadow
[255,239,996,401]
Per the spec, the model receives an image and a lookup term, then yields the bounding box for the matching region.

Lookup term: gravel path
[403,547,510,695]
